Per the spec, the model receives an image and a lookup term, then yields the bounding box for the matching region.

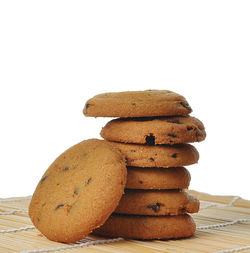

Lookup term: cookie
[29,139,127,243]
[126,167,191,190]
[83,90,192,117]
[110,142,199,168]
[101,116,206,145]
[114,190,199,216]
[93,214,196,239]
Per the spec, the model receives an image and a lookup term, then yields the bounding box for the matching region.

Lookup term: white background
[0,1,249,199]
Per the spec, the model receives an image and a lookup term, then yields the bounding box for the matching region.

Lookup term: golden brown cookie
[126,167,191,190]
[83,90,192,117]
[93,214,196,239]
[29,139,127,243]
[114,190,199,216]
[101,116,206,145]
[111,142,199,168]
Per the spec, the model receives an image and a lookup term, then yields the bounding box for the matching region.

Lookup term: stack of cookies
[29,90,206,243]
[84,90,206,239]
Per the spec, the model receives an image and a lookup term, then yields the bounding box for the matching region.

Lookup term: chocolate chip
[40,176,48,184]
[139,180,143,184]
[168,133,177,138]
[149,157,155,162]
[180,102,191,111]
[170,119,181,124]
[132,103,136,106]
[147,203,162,213]
[195,130,200,138]
[172,153,177,158]
[74,187,79,195]
[85,103,91,109]
[82,153,88,158]
[64,167,69,171]
[145,134,155,145]
[187,127,193,131]
[86,177,92,185]
[55,204,65,210]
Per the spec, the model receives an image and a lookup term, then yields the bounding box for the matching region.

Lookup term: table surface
[0,190,250,253]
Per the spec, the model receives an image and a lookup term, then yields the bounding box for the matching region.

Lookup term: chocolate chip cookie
[111,142,199,168]
[101,116,206,145]
[126,167,191,190]
[29,139,127,243]
[93,214,196,239]
[83,90,192,117]
[114,190,199,216]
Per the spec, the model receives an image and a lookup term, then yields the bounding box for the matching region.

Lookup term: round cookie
[101,116,206,145]
[93,214,196,239]
[111,142,199,168]
[83,90,192,117]
[126,167,191,190]
[29,139,127,243]
[114,190,199,216]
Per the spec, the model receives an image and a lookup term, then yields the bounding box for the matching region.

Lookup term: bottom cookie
[93,214,196,239]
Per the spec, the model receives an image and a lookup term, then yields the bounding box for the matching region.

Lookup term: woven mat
[0,190,250,253]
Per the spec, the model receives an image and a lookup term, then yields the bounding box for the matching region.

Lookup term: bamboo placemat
[0,190,250,253]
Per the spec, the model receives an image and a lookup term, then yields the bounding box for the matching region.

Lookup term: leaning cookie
[101,116,206,145]
[126,167,191,190]
[111,142,199,168]
[29,139,127,243]
[93,214,196,239]
[83,90,192,117]
[114,190,199,216]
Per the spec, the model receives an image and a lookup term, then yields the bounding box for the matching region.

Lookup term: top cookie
[29,139,127,243]
[83,90,192,117]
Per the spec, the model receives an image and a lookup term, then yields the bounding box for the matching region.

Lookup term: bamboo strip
[0,191,249,253]
[188,190,250,209]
